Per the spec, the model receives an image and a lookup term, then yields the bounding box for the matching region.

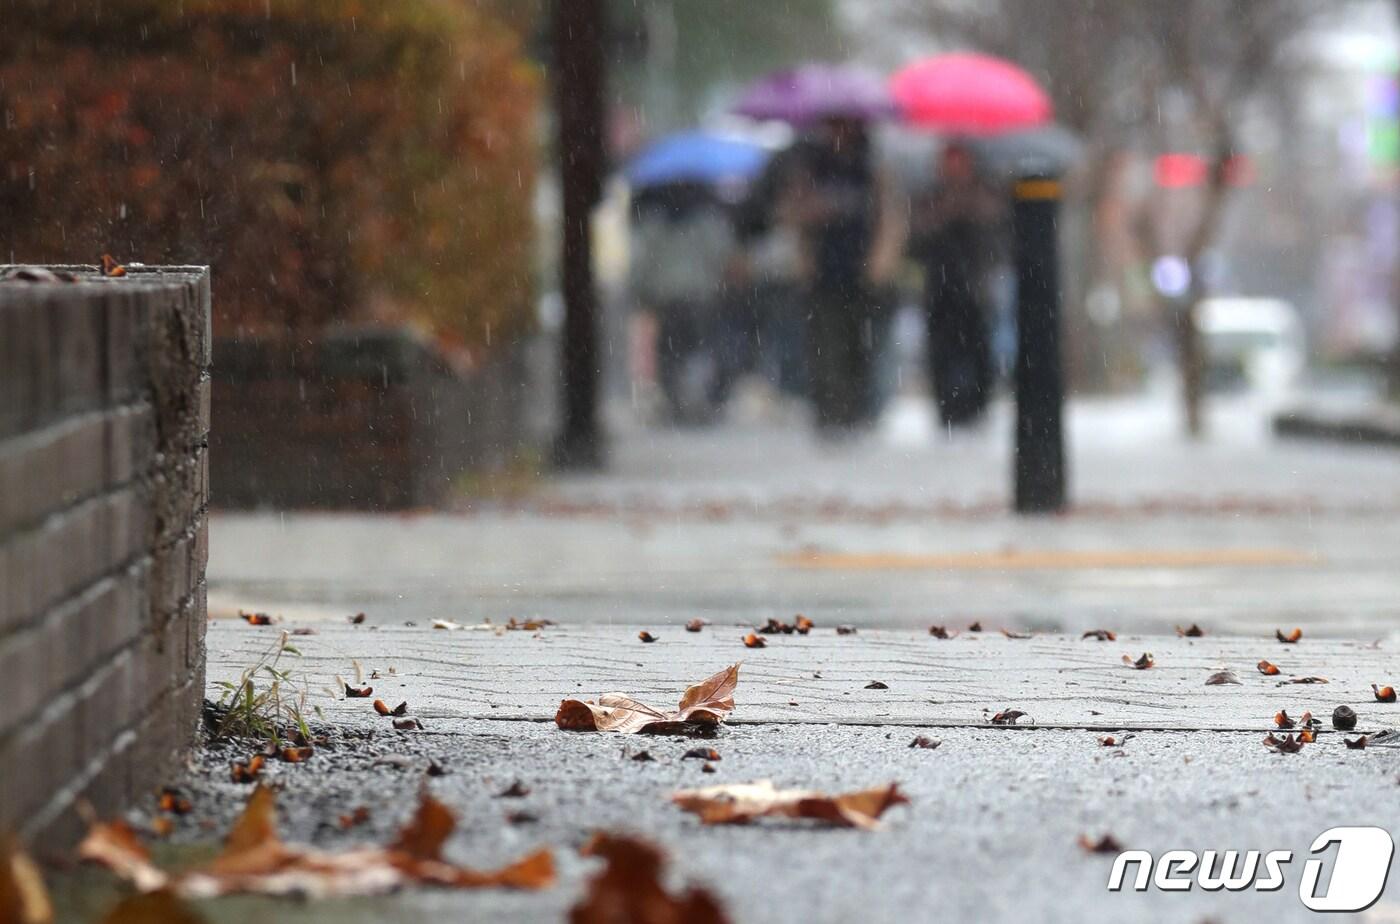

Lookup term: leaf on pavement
[637,631,658,643]
[1257,660,1281,676]
[1374,684,1397,703]
[741,633,766,649]
[1276,628,1302,644]
[835,625,857,636]
[758,618,793,635]
[556,664,740,734]
[1263,733,1306,754]
[1000,629,1032,639]
[1081,629,1115,641]
[990,709,1029,726]
[345,685,373,698]
[1279,676,1327,685]
[909,736,941,749]
[84,786,554,899]
[1,838,54,924]
[671,780,908,830]
[794,615,814,634]
[1122,652,1154,670]
[1333,706,1358,730]
[373,700,409,717]
[1274,710,1296,729]
[1175,624,1205,637]
[1345,735,1369,750]
[928,625,955,639]
[685,619,707,633]
[570,834,730,924]
[1205,670,1240,685]
[1078,834,1123,854]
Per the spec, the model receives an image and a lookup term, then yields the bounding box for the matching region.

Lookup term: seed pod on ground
[1333,705,1358,731]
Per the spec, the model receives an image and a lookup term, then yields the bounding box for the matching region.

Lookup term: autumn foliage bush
[0,0,539,353]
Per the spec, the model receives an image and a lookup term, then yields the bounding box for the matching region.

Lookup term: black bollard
[1012,175,1066,513]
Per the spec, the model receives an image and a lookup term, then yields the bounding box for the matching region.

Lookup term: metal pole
[551,0,606,469]
[1012,175,1067,513]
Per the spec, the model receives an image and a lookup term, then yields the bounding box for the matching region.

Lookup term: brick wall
[212,328,532,509]
[0,265,210,847]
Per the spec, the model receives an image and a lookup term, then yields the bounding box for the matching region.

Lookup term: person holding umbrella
[734,65,905,436]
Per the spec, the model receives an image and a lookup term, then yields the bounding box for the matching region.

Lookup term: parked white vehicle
[1196,297,1306,394]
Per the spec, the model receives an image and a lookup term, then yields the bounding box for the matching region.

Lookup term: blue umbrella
[624,131,770,189]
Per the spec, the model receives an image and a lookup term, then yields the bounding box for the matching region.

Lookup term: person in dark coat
[910,142,1001,427]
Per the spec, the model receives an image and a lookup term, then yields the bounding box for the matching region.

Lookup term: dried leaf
[685,619,707,633]
[1275,710,1296,730]
[1280,676,1328,685]
[1299,728,1316,743]
[1122,652,1154,670]
[1205,670,1240,685]
[571,834,730,924]
[289,627,317,636]
[835,625,857,635]
[497,781,530,798]
[373,700,409,717]
[1257,660,1281,676]
[741,633,766,649]
[345,685,373,698]
[1345,735,1369,750]
[1333,706,1358,730]
[2,839,54,924]
[637,631,658,644]
[990,709,1029,726]
[967,621,983,632]
[101,254,127,277]
[630,751,655,763]
[279,746,314,763]
[683,748,721,761]
[239,611,273,626]
[1375,685,1397,703]
[928,625,955,639]
[507,618,555,631]
[349,613,366,625]
[158,789,192,816]
[338,808,370,830]
[671,780,908,830]
[908,736,941,749]
[83,787,556,899]
[1263,733,1306,754]
[1078,834,1123,854]
[1000,629,1031,639]
[1097,734,1134,747]
[230,755,264,784]
[556,664,739,734]
[431,619,462,630]
[757,619,793,635]
[393,718,424,731]
[864,681,888,690]
[1276,628,1303,644]
[1175,624,1205,637]
[1081,629,1115,641]
[794,615,814,634]
[701,763,717,773]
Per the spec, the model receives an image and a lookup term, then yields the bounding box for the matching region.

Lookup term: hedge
[0,0,539,353]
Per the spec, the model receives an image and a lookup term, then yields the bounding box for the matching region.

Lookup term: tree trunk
[551,0,606,468]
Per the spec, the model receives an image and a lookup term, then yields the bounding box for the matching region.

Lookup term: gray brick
[0,412,108,536]
[106,402,156,487]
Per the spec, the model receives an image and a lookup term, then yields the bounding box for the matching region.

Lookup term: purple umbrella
[732,64,895,124]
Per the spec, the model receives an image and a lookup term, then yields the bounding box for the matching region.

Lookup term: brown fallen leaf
[497,781,530,799]
[1333,706,1358,730]
[630,751,655,763]
[571,834,730,924]
[101,253,127,277]
[393,718,424,731]
[239,611,274,626]
[637,631,658,644]
[151,817,174,839]
[685,619,707,633]
[835,625,857,635]
[1122,652,1154,670]
[968,621,983,632]
[289,627,317,636]
[671,780,908,830]
[1000,629,1032,639]
[1276,628,1303,644]
[1279,676,1328,685]
[701,763,717,773]
[990,709,1029,726]
[373,700,409,718]
[1078,834,1124,854]
[1097,734,1135,747]
[2,838,54,924]
[757,618,793,635]
[794,615,814,634]
[1081,629,1115,641]
[345,685,373,698]
[158,789,192,816]
[1205,670,1241,686]
[1299,728,1316,743]
[507,618,555,631]
[1257,660,1281,676]
[1275,710,1296,730]
[338,808,371,830]
[1375,684,1398,703]
[1175,623,1205,637]
[279,746,314,763]
[909,736,941,749]
[556,664,739,735]
[928,625,955,639]
[1345,735,1369,750]
[230,755,264,784]
[1263,733,1306,754]
[683,748,721,761]
[864,681,888,690]
[349,612,366,625]
[82,786,554,899]
[741,633,766,649]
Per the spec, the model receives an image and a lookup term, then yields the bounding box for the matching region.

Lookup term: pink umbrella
[891,53,1052,135]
